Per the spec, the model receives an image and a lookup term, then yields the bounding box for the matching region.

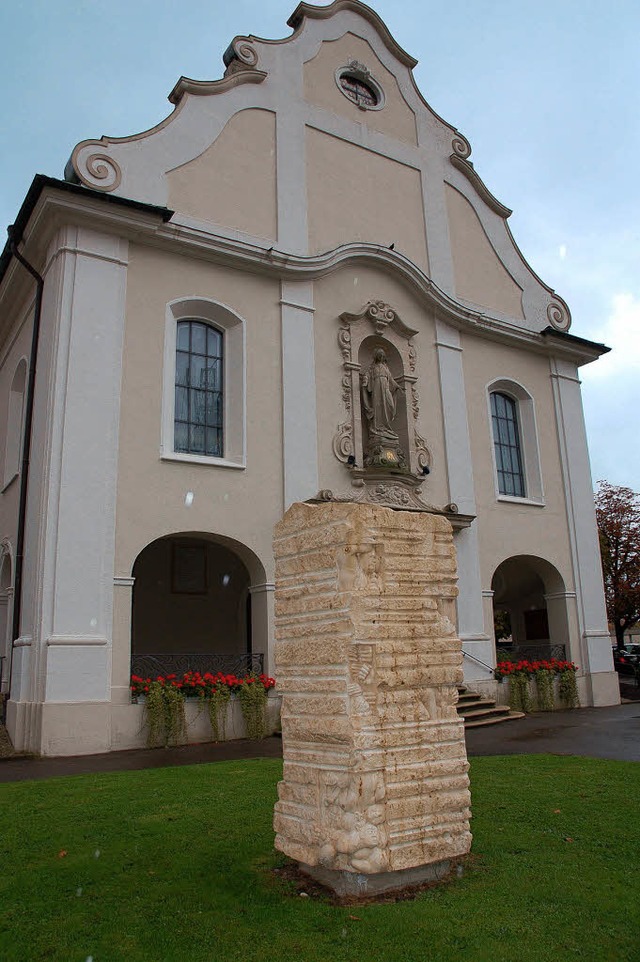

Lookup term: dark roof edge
[0,174,173,288]
[541,326,610,356]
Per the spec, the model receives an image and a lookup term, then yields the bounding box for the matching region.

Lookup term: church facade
[0,0,618,756]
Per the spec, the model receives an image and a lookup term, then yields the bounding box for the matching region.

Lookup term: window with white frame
[490,391,525,497]
[162,298,245,468]
[174,320,224,457]
[487,378,543,504]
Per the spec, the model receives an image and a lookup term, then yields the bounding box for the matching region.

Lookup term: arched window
[162,298,245,468]
[3,359,27,491]
[174,320,223,457]
[490,391,525,497]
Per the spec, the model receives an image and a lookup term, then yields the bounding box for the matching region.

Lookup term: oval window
[339,73,379,108]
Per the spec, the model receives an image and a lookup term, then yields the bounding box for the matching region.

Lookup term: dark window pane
[190,424,205,453]
[190,389,206,425]
[206,428,222,457]
[176,351,189,387]
[207,327,222,357]
[206,359,222,392]
[176,323,190,351]
[190,354,208,390]
[205,391,221,427]
[174,421,189,452]
[175,386,189,421]
[191,323,207,355]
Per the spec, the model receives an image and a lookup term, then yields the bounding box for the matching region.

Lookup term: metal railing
[130,652,265,679]
[461,650,495,674]
[495,644,567,662]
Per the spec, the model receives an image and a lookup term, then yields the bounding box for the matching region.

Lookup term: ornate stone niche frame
[332,300,431,477]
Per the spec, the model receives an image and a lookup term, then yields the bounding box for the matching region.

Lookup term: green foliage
[208,686,231,742]
[237,677,268,740]
[0,756,639,961]
[144,681,186,748]
[559,669,580,708]
[493,608,512,641]
[534,669,555,712]
[508,672,532,712]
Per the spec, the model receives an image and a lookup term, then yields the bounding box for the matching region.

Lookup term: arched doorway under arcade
[130,533,270,680]
[0,547,13,694]
[491,555,573,662]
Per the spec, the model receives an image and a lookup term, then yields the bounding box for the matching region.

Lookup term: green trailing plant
[163,683,187,746]
[559,668,580,708]
[534,668,555,712]
[143,680,186,748]
[208,685,231,742]
[237,677,268,740]
[508,671,532,713]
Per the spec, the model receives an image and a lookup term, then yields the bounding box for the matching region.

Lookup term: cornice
[287,1,418,69]
[168,69,268,107]
[2,181,603,366]
[448,154,512,219]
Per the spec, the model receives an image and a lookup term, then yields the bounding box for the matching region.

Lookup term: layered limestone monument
[273,501,472,897]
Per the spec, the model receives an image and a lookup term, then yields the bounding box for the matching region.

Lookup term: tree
[595,481,640,647]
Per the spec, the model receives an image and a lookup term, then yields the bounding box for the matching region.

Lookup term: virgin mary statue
[361,348,401,443]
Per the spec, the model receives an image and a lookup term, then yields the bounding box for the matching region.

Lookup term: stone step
[458,700,510,717]
[465,710,526,728]
[456,685,525,729]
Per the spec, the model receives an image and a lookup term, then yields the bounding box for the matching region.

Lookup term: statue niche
[332,300,431,485]
[360,341,408,471]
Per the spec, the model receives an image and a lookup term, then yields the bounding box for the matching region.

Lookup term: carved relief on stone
[318,768,389,874]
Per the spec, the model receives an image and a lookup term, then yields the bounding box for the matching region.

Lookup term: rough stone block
[273,501,472,897]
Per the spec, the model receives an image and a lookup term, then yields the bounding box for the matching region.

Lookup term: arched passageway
[491,555,570,660]
[131,534,267,678]
[0,550,12,692]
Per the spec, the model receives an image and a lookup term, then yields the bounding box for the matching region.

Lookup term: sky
[1,0,639,491]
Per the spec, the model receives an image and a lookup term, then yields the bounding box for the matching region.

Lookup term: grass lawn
[0,754,638,962]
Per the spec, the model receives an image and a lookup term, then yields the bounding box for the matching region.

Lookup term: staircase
[457,685,525,728]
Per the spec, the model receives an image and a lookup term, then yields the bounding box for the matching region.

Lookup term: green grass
[0,755,639,962]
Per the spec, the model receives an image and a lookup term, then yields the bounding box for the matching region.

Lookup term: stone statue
[361,348,402,443]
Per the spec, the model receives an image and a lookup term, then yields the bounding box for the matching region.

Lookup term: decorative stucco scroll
[72,148,122,192]
[223,36,260,75]
[546,301,571,332]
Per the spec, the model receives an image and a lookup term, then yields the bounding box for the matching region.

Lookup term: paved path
[0,702,637,783]
[465,701,640,762]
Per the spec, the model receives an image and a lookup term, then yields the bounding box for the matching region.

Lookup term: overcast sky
[1,0,638,492]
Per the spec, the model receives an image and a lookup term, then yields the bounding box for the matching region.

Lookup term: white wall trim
[249,582,276,595]
[280,279,319,508]
[46,636,109,646]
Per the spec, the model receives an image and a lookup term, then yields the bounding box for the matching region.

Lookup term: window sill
[496,495,545,507]
[1,471,19,495]
[160,451,245,470]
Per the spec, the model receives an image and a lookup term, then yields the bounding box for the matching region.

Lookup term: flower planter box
[111,692,281,752]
